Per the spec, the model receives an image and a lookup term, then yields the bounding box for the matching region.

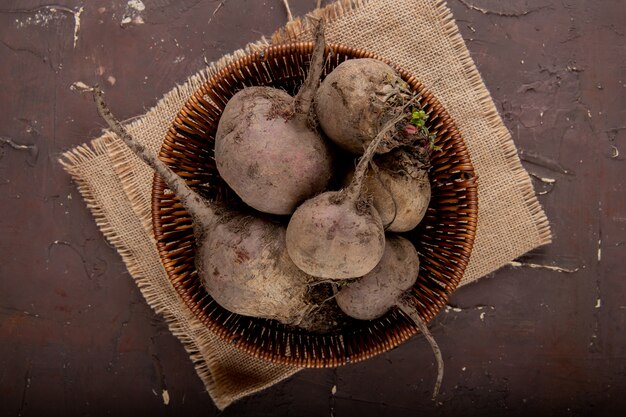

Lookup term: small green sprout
[410,109,428,127]
[404,108,442,156]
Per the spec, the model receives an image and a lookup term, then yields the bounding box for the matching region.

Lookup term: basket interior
[151,43,478,367]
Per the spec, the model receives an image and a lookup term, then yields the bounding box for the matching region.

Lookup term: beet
[335,235,419,320]
[214,24,332,215]
[345,148,431,232]
[334,235,444,399]
[285,112,410,280]
[315,58,412,154]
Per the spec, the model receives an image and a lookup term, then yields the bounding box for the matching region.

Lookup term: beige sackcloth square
[61,0,551,409]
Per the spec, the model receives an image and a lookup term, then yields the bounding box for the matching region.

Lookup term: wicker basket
[151,42,478,368]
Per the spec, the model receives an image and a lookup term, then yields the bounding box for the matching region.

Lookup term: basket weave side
[151,42,477,368]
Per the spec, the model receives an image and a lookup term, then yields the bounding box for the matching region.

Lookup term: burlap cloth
[60,0,551,409]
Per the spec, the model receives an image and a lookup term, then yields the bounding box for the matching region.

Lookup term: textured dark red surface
[1,1,625,416]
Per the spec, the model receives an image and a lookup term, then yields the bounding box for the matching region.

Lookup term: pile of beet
[89,22,444,398]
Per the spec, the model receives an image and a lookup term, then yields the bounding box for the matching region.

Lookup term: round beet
[196,213,316,325]
[215,87,332,215]
[335,235,419,320]
[333,234,444,400]
[214,25,332,215]
[346,148,431,232]
[285,111,410,280]
[286,191,385,279]
[315,58,411,154]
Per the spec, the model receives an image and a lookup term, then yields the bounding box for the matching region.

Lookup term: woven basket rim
[151,41,478,367]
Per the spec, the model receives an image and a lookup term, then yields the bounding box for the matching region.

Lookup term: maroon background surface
[1,0,624,416]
